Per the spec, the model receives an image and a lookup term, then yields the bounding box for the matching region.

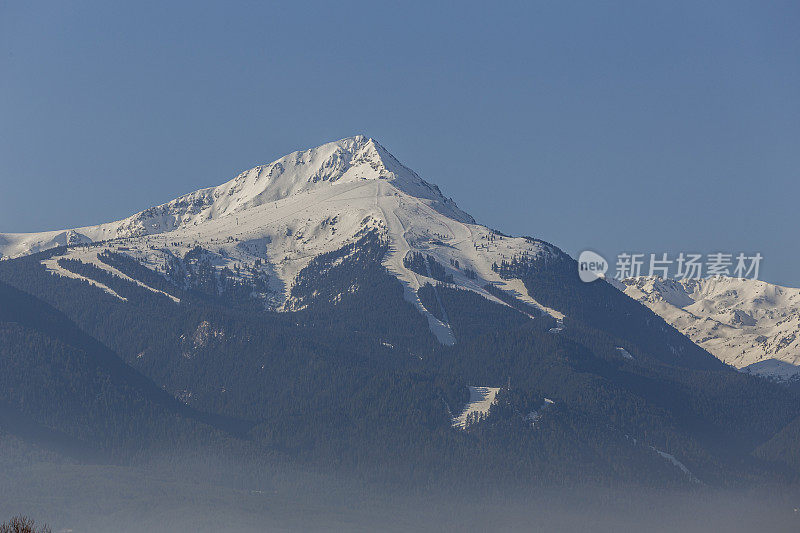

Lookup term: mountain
[0,135,561,345]
[2,135,800,490]
[614,276,800,381]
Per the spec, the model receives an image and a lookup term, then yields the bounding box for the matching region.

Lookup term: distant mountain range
[613,276,800,381]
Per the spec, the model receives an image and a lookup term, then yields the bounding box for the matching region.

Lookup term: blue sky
[1,1,798,285]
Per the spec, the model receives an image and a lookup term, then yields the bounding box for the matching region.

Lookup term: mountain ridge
[615,275,800,380]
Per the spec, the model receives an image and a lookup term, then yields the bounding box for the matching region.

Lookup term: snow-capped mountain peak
[198,135,472,223]
[0,136,471,253]
[1,136,559,344]
[120,134,469,238]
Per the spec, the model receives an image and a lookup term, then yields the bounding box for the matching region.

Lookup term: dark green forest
[1,235,799,490]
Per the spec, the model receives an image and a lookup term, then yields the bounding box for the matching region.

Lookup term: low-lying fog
[2,452,799,532]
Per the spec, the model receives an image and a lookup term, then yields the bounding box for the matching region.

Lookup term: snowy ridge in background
[615,276,800,380]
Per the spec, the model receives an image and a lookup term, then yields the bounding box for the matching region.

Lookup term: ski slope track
[452,386,501,430]
[0,135,562,343]
[42,256,127,302]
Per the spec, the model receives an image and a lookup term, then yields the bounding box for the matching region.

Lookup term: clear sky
[2,1,798,286]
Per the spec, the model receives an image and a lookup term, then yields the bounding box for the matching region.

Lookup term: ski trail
[409,197,564,321]
[374,181,455,345]
[42,257,127,301]
[60,250,181,303]
[452,386,501,429]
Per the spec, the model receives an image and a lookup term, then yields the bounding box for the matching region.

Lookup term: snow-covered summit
[617,276,800,380]
[0,136,473,258]
[161,134,473,225]
[0,136,559,343]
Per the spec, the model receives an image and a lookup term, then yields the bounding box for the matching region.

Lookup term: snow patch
[452,386,501,430]
[741,358,800,381]
[549,317,565,334]
[651,446,701,484]
[616,347,634,360]
[524,398,555,425]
